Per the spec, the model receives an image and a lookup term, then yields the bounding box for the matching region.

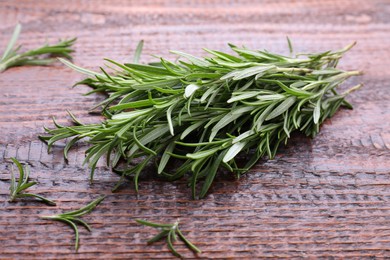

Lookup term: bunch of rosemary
[41,40,361,198]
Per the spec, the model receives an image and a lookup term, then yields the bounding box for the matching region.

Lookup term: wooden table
[1,0,389,258]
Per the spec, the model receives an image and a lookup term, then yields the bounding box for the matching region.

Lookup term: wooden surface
[0,0,389,258]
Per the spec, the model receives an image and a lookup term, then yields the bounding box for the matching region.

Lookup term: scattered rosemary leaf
[8,157,56,206]
[40,196,105,252]
[136,219,201,258]
[41,40,362,198]
[0,24,76,72]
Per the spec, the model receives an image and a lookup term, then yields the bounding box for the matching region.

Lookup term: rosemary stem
[40,215,58,219]
[9,195,16,202]
[346,71,363,76]
[276,67,312,73]
[342,83,364,95]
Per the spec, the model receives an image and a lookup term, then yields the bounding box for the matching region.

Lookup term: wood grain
[0,0,389,258]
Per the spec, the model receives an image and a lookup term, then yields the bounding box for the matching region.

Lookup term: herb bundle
[9,157,56,205]
[136,219,201,258]
[41,196,105,251]
[0,24,75,72]
[41,40,361,198]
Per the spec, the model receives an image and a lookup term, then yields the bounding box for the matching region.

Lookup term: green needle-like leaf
[8,157,56,206]
[133,40,144,64]
[1,23,21,61]
[41,196,105,252]
[136,219,201,258]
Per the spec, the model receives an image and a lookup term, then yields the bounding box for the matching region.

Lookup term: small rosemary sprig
[41,196,105,252]
[41,39,362,198]
[136,219,201,258]
[9,157,56,206]
[0,24,76,72]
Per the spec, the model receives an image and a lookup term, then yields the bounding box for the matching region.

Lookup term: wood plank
[0,0,389,258]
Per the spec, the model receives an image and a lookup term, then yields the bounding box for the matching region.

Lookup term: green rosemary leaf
[223,141,247,163]
[136,219,174,228]
[170,50,211,67]
[167,103,176,135]
[1,24,21,60]
[8,158,56,206]
[160,58,185,75]
[85,142,111,181]
[12,58,56,66]
[176,139,227,147]
[199,151,227,198]
[72,218,92,232]
[64,136,82,161]
[125,63,175,76]
[287,36,294,56]
[210,106,254,141]
[185,72,221,80]
[180,120,206,140]
[54,217,80,251]
[176,227,202,254]
[167,229,180,257]
[137,219,201,258]
[134,78,181,90]
[256,93,285,101]
[232,129,255,144]
[158,141,176,174]
[186,146,222,160]
[18,182,37,191]
[133,40,144,63]
[233,65,276,80]
[184,84,200,98]
[16,193,56,206]
[227,91,260,103]
[41,196,105,252]
[42,40,362,198]
[127,125,170,156]
[265,96,297,121]
[148,230,170,243]
[132,127,158,156]
[313,98,322,124]
[60,58,100,77]
[134,155,154,192]
[203,48,242,62]
[111,107,154,121]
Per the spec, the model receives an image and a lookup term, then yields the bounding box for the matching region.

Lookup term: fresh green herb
[8,157,56,206]
[41,196,105,252]
[0,24,76,72]
[136,219,201,258]
[40,40,362,198]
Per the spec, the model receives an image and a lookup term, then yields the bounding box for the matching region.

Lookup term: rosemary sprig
[41,196,105,252]
[0,24,76,72]
[8,157,56,206]
[136,219,201,258]
[41,40,362,198]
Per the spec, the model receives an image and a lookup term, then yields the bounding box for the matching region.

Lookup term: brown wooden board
[0,0,389,258]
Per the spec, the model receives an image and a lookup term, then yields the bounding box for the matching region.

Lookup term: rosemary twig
[8,157,56,206]
[41,39,362,198]
[41,196,105,252]
[0,24,76,72]
[136,219,201,258]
